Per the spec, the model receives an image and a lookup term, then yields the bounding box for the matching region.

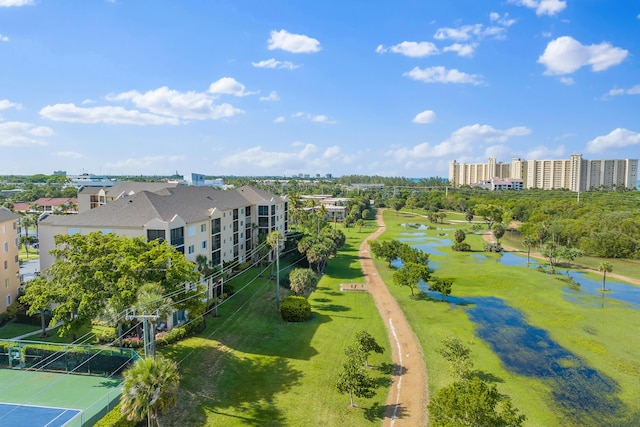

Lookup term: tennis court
[0,369,121,426]
[0,402,80,427]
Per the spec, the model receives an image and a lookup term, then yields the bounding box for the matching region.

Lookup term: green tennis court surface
[0,369,121,426]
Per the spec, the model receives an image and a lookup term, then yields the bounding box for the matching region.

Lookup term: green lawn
[375,210,640,426]
[18,246,39,261]
[158,221,392,426]
[0,321,40,339]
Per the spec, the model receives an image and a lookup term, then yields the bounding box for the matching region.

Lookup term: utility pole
[275,233,281,312]
[126,309,160,359]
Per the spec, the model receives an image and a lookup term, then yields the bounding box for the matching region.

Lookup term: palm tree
[598,262,613,291]
[522,236,536,264]
[120,356,180,427]
[266,231,283,311]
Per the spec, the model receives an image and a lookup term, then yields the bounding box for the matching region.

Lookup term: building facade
[39,186,288,273]
[450,155,638,191]
[0,207,21,314]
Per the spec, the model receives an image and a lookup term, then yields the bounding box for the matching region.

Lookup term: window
[67,228,81,235]
[187,226,196,237]
[202,240,207,249]
[201,223,206,233]
[170,228,185,247]
[271,205,276,215]
[147,229,166,242]
[101,229,114,234]
[3,242,7,253]
[188,245,195,254]
[1,224,5,234]
[245,206,251,216]
[6,295,10,307]
[4,278,8,288]
[258,205,268,216]
[211,218,221,234]
[3,260,7,270]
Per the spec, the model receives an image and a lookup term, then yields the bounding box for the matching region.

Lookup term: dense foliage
[279,296,311,322]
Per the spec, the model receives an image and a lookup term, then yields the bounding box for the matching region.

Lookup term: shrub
[95,328,117,344]
[280,296,311,322]
[93,404,136,427]
[484,243,503,253]
[452,242,471,252]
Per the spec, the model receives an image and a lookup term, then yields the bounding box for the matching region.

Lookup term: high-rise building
[449,155,638,191]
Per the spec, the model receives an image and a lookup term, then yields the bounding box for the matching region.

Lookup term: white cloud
[207,77,254,96]
[387,124,531,161]
[375,41,439,57]
[586,128,640,153]
[273,116,286,123]
[524,144,565,159]
[412,110,436,124]
[291,112,336,124]
[490,12,517,27]
[221,144,318,169]
[40,104,181,125]
[602,84,640,99]
[81,98,95,105]
[0,34,8,42]
[252,58,300,70]
[434,24,505,41]
[260,91,279,101]
[0,0,34,7]
[268,29,320,54]
[538,36,628,75]
[104,155,185,170]
[443,43,476,57]
[0,121,53,147]
[559,77,574,85]
[508,0,567,16]
[404,66,483,85]
[107,84,245,120]
[0,99,22,110]
[55,151,83,159]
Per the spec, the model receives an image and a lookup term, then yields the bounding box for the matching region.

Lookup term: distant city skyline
[1,1,639,177]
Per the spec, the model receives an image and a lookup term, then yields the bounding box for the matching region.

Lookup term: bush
[280,296,311,322]
[95,328,117,344]
[484,243,503,253]
[452,242,471,252]
[93,404,136,427]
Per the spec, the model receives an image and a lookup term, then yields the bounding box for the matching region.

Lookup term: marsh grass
[375,210,640,426]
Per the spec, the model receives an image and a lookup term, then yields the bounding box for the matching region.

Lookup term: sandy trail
[358,210,428,426]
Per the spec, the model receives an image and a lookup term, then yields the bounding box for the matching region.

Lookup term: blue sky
[1,0,639,178]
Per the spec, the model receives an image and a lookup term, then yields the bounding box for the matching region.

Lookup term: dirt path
[481,232,640,286]
[359,210,428,426]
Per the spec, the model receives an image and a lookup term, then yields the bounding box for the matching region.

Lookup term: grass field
[0,322,40,339]
[158,222,392,426]
[375,210,640,426]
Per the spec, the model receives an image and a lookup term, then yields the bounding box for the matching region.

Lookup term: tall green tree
[393,262,430,297]
[21,276,58,337]
[429,277,454,302]
[598,262,613,291]
[492,223,506,244]
[522,236,536,264]
[24,232,200,337]
[368,239,404,267]
[120,356,180,427]
[436,336,473,380]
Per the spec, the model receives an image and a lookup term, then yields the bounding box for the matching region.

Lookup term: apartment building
[450,155,638,191]
[39,186,288,272]
[0,207,21,314]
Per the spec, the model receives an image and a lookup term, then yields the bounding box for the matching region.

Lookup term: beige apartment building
[450,155,638,191]
[39,186,288,278]
[0,207,21,314]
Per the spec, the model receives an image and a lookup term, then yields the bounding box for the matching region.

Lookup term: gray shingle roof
[0,206,20,223]
[40,186,284,228]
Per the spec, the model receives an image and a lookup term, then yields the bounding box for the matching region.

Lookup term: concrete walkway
[10,322,62,340]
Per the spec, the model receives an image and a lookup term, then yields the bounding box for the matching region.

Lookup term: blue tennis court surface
[0,403,80,427]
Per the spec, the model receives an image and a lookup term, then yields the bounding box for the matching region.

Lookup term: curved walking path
[482,232,640,286]
[359,210,428,426]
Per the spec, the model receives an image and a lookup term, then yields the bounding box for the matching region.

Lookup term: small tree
[355,330,384,367]
[541,242,562,273]
[492,223,506,245]
[522,236,536,264]
[465,210,474,223]
[288,268,319,297]
[120,356,180,427]
[428,377,526,427]
[21,276,57,337]
[393,262,430,297]
[436,336,473,380]
[429,277,454,302]
[336,345,376,407]
[598,262,613,291]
